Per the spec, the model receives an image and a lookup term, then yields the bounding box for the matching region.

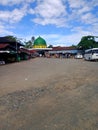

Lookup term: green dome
[33,36,47,48]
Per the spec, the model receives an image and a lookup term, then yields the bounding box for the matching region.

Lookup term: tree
[70,44,77,47]
[25,40,33,48]
[5,35,18,42]
[48,45,53,48]
[77,35,98,50]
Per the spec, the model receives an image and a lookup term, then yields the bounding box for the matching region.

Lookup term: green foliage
[5,35,18,42]
[70,44,77,47]
[77,35,98,50]
[25,40,33,48]
[48,45,53,48]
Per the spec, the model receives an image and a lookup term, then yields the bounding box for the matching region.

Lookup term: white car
[75,54,83,59]
[0,60,5,65]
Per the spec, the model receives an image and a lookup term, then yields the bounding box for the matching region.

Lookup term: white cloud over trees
[0,0,98,45]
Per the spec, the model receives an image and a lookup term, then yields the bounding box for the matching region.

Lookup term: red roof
[0,44,9,49]
[29,49,36,53]
[52,46,76,51]
[19,48,36,54]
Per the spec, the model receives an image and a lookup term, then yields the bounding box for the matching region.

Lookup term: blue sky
[0,0,98,46]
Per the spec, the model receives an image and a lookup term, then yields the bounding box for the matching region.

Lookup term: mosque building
[28,36,52,57]
[33,36,47,48]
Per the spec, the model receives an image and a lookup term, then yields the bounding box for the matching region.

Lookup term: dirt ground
[0,58,98,130]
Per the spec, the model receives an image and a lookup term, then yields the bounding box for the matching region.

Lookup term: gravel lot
[0,58,98,130]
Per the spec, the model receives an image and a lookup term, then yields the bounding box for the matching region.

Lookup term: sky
[0,0,98,46]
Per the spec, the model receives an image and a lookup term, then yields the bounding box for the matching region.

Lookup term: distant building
[48,46,78,58]
[49,46,78,54]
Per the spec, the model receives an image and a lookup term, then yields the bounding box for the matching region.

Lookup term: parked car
[75,54,83,59]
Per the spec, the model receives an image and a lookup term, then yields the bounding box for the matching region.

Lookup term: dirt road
[0,58,98,130]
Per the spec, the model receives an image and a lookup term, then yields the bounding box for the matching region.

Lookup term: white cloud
[0,0,98,46]
[0,0,34,6]
[66,0,98,28]
[91,0,98,7]
[35,0,66,18]
[33,17,67,27]
[30,0,98,28]
[68,0,85,9]
[0,22,14,35]
[0,4,28,36]
[81,13,98,24]
[78,6,91,14]
[52,34,81,46]
[32,0,67,27]
[0,5,27,23]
